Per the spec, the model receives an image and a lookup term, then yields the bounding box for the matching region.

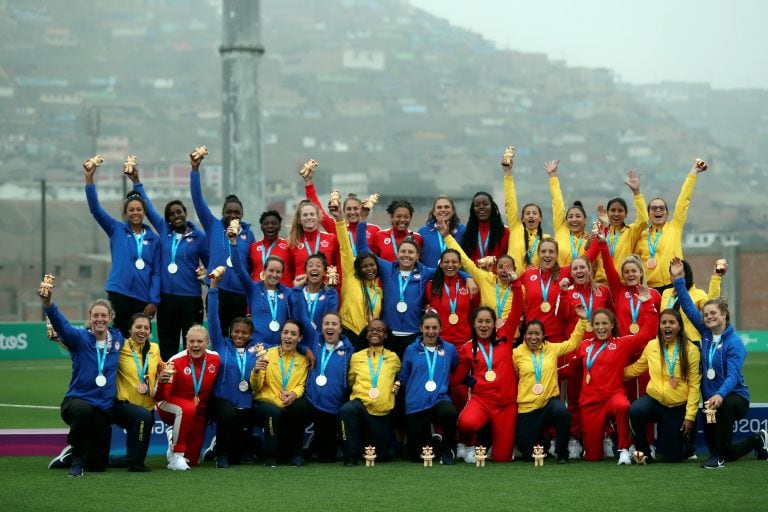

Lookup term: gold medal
[540,302,551,313]
[669,377,678,389]
[629,323,640,334]
[585,372,591,384]
[646,258,657,269]
[448,313,459,325]
[485,370,497,382]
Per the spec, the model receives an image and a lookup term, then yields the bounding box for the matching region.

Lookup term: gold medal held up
[83,154,104,171]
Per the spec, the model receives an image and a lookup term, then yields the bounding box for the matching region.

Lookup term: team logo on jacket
[459,288,469,295]
[572,292,580,299]
[383,238,391,245]
[624,291,631,299]
[240,234,247,240]
[337,349,345,356]
[530,274,538,282]
[321,240,329,248]
[412,273,421,280]
[319,295,325,301]
[297,243,304,249]
[185,237,193,243]
[208,364,217,373]
[114,341,121,351]
[438,348,445,356]
[143,240,149,245]
[184,367,192,375]
[608,343,617,350]
[247,346,256,353]
[278,293,284,299]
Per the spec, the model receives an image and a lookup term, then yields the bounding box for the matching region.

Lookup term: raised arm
[229,235,255,298]
[206,276,227,353]
[626,170,648,233]
[83,164,117,235]
[189,151,216,232]
[130,177,165,234]
[670,257,705,333]
[671,159,707,229]
[545,160,565,232]
[502,147,521,231]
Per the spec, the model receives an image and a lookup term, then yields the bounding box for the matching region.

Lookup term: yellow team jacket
[550,176,605,282]
[624,339,702,421]
[660,274,721,342]
[348,346,401,416]
[600,192,648,282]
[503,175,551,270]
[445,235,514,320]
[250,346,308,408]
[117,339,162,410]
[634,173,698,288]
[513,320,587,413]
[336,220,383,334]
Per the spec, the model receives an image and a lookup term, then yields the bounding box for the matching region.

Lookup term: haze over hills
[0,0,766,318]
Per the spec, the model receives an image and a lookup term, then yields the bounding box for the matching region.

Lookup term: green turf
[0,456,766,511]
[2,355,767,428]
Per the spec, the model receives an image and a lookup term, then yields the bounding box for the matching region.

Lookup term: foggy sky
[410,0,768,90]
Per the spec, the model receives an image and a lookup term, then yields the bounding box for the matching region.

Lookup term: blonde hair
[288,200,320,247]
[186,324,209,343]
[85,299,115,328]
[620,254,647,286]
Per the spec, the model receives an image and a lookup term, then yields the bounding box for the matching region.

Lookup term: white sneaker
[165,427,174,463]
[567,438,582,459]
[649,444,657,460]
[603,437,614,458]
[617,449,632,465]
[167,452,191,471]
[512,446,520,460]
[464,446,477,464]
[456,443,467,461]
[548,440,557,458]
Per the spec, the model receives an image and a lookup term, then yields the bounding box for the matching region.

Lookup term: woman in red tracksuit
[370,199,422,262]
[156,325,221,470]
[452,306,521,462]
[286,200,339,283]
[576,288,658,463]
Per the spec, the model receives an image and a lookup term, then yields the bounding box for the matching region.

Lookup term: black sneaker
[48,445,73,469]
[290,454,305,467]
[557,457,569,464]
[68,457,84,477]
[128,463,151,472]
[240,453,256,464]
[701,456,725,469]
[202,437,217,462]
[216,455,230,469]
[440,449,455,465]
[343,457,358,467]
[263,457,277,468]
[755,430,768,460]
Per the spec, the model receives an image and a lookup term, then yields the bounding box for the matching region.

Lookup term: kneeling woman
[250,320,310,467]
[41,287,123,477]
[396,312,459,464]
[452,307,518,462]
[514,315,587,463]
[156,326,221,470]
[624,308,701,462]
[113,313,162,472]
[576,290,658,464]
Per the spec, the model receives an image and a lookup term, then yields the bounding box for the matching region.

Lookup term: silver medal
[706,368,716,380]
[135,259,145,270]
[269,320,280,332]
[424,380,437,392]
[315,374,328,387]
[167,263,178,274]
[396,301,408,313]
[238,380,249,392]
[95,374,107,387]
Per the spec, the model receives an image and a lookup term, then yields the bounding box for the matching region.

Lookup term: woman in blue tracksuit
[671,258,767,469]
[128,170,209,361]
[418,195,465,267]
[206,272,262,468]
[40,285,123,477]
[190,152,255,338]
[396,312,459,464]
[84,163,161,338]
[304,311,354,462]
[290,253,339,342]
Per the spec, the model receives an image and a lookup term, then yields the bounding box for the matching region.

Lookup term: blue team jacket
[304,335,355,414]
[418,219,466,267]
[398,337,458,414]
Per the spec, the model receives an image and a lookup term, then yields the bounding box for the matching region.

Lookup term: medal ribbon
[367,350,385,389]
[169,233,183,266]
[569,233,585,260]
[319,343,336,377]
[707,338,721,374]
[304,233,321,257]
[279,351,296,389]
[530,349,544,385]
[261,240,276,268]
[398,272,412,305]
[365,284,379,317]
[526,234,540,263]
[663,342,679,378]
[389,232,400,255]
[423,342,438,383]
[444,281,460,317]
[133,230,145,262]
[539,269,552,304]
[495,283,510,321]
[130,342,149,382]
[477,341,494,373]
[304,290,320,325]
[95,342,108,377]
[666,295,679,309]
[628,293,641,324]
[347,231,357,257]
[577,291,594,322]
[189,355,207,397]
[607,229,621,257]
[236,349,247,382]
[647,229,662,259]
[477,231,490,258]
[437,231,446,255]
[585,342,608,374]
[266,290,279,324]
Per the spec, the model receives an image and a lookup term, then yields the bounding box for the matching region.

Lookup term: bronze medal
[368,388,380,399]
[532,383,544,395]
[669,377,678,389]
[137,382,148,395]
[193,395,200,406]
[646,258,657,269]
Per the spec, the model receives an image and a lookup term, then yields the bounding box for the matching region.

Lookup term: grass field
[1,356,767,511]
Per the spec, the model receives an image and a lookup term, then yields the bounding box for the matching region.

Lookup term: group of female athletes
[42,147,767,476]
